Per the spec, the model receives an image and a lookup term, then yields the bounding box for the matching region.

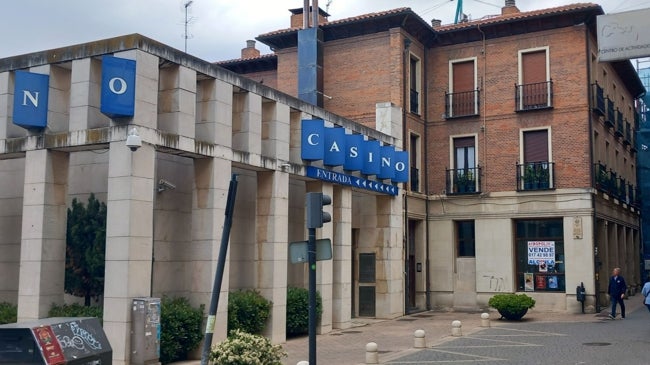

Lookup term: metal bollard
[365,342,379,364]
[414,329,426,348]
[481,312,491,327]
[297,361,309,365]
[451,320,462,337]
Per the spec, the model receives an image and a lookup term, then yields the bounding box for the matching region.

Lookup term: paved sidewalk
[173,295,645,365]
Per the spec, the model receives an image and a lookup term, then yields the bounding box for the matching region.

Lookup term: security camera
[157,179,176,192]
[126,127,142,151]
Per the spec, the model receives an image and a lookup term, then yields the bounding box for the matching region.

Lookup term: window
[450,136,478,193]
[456,220,475,257]
[515,219,565,292]
[517,48,552,110]
[410,55,421,115]
[447,59,478,117]
[519,129,553,190]
[410,133,420,192]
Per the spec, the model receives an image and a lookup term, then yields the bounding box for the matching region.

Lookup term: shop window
[515,219,565,292]
[456,220,475,257]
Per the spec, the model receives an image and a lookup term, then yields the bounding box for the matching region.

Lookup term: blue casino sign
[301,119,408,196]
[13,55,136,128]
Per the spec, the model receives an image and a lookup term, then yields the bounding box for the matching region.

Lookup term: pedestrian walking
[642,277,650,313]
[608,267,627,319]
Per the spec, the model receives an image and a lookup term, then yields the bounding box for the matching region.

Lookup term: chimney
[241,40,260,59]
[502,0,520,15]
[431,18,442,28]
[290,6,329,28]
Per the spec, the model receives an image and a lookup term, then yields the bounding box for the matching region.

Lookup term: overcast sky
[1,0,649,63]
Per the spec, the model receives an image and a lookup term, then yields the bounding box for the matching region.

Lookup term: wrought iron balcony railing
[445,166,481,195]
[591,82,605,116]
[410,89,419,115]
[516,161,555,191]
[410,166,420,192]
[604,98,615,128]
[515,80,553,111]
[445,89,480,118]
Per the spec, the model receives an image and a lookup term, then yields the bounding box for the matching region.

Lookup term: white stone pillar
[114,50,159,129]
[332,185,352,329]
[232,92,262,154]
[29,64,70,133]
[261,102,290,160]
[257,170,289,343]
[0,71,26,139]
[196,79,233,148]
[375,194,404,318]
[17,150,69,320]
[158,65,196,138]
[70,58,109,130]
[191,157,233,345]
[103,141,155,365]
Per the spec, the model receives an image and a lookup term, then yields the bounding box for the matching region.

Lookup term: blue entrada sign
[301,119,408,195]
[306,166,399,196]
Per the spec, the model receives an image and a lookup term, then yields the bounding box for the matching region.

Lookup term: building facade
[223,1,645,313]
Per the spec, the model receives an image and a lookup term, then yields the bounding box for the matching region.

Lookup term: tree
[65,194,107,306]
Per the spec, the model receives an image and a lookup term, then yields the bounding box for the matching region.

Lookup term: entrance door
[406,220,418,312]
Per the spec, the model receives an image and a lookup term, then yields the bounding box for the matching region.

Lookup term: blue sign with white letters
[344,134,364,171]
[393,151,409,183]
[301,119,325,160]
[13,71,49,128]
[324,127,346,166]
[101,55,136,118]
[378,145,396,180]
[362,140,381,176]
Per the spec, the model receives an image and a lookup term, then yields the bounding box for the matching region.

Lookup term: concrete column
[103,141,155,365]
[232,92,262,155]
[289,112,314,162]
[30,64,70,133]
[332,185,352,329]
[191,157,232,344]
[17,150,69,320]
[114,50,159,129]
[261,101,290,160]
[375,194,404,318]
[196,79,233,147]
[158,65,196,138]
[0,158,24,302]
[70,58,109,130]
[0,71,26,139]
[257,170,289,343]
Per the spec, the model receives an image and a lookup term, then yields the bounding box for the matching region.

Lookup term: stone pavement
[173,295,645,365]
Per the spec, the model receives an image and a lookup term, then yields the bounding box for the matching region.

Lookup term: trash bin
[0,317,112,364]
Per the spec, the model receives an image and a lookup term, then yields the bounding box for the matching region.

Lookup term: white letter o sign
[109,77,128,95]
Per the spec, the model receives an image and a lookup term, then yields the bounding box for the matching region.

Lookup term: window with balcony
[409,55,421,115]
[517,129,554,191]
[516,48,552,111]
[446,58,479,118]
[447,136,480,194]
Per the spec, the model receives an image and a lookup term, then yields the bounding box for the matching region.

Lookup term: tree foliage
[65,194,107,306]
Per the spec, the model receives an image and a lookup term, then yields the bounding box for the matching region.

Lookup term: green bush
[160,297,204,364]
[488,293,536,320]
[286,287,322,337]
[209,329,286,365]
[48,303,103,322]
[0,302,17,324]
[227,289,271,335]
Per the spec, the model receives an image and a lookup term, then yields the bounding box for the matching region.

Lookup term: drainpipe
[402,36,410,314]
[423,41,431,311]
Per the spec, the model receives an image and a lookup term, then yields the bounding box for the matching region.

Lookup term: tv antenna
[183,0,194,53]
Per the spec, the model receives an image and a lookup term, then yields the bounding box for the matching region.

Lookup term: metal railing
[410,166,420,192]
[591,82,605,115]
[445,166,481,195]
[515,80,553,111]
[410,89,419,115]
[445,89,480,118]
[516,161,555,191]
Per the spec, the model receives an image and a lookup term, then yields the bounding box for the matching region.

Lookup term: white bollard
[414,329,426,348]
[297,361,309,365]
[451,320,462,337]
[365,342,379,364]
[481,312,491,327]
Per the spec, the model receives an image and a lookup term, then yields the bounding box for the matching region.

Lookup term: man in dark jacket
[608,267,627,319]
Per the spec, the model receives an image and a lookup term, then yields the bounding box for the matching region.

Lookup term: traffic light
[306,192,331,228]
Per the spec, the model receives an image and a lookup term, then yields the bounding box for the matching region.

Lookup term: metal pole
[200,174,238,365]
[308,226,317,365]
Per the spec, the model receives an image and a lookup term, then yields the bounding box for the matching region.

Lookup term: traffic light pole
[308,226,317,365]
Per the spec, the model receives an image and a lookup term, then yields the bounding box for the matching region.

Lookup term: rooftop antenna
[183,0,194,53]
[454,0,463,24]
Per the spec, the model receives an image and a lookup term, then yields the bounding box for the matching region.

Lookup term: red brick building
[222,1,644,314]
